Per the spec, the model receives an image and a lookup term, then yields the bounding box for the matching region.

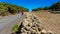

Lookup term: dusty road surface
[0,13,25,34]
[29,11,60,34]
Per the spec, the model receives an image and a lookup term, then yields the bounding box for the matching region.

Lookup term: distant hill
[0,2,29,16]
[32,7,49,11]
[49,1,60,11]
[32,1,60,11]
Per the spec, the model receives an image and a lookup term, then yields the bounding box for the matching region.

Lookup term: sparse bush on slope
[0,2,29,16]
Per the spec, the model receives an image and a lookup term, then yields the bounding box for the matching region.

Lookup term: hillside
[0,2,29,16]
[29,11,60,34]
[32,1,60,11]
[50,1,60,11]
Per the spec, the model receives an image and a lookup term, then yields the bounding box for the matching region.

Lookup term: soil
[29,11,60,34]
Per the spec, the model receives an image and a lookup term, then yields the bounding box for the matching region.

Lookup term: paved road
[0,13,25,34]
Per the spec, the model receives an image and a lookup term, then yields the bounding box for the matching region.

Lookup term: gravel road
[0,13,25,34]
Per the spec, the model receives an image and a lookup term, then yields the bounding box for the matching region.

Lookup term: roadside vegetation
[0,2,29,16]
[11,24,19,32]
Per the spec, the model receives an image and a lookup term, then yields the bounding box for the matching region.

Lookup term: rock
[24,26,31,31]
[37,31,41,34]
[31,16,38,20]
[22,19,30,27]
[38,27,42,31]
[21,33,27,34]
[27,31,31,34]
[31,32,37,34]
[41,29,47,34]
[31,30,36,33]
[14,14,54,34]
[20,14,44,34]
[26,18,32,23]
[32,27,36,30]
[21,27,27,33]
[47,30,53,34]
[28,22,33,27]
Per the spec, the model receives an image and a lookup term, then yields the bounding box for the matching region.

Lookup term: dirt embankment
[29,11,60,34]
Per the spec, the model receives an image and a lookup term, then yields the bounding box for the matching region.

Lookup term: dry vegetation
[29,11,60,34]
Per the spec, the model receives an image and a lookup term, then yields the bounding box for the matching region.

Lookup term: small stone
[32,27,36,30]
[32,29,36,33]
[22,19,30,26]
[38,25,43,31]
[21,33,27,34]
[30,28,33,31]
[41,29,47,34]
[28,23,33,27]
[32,19,35,22]
[27,31,31,34]
[38,27,42,31]
[21,27,27,33]
[47,30,53,34]
[24,26,31,31]
[31,32,37,34]
[37,31,41,34]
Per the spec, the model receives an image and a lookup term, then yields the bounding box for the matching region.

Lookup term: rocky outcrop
[13,13,53,34]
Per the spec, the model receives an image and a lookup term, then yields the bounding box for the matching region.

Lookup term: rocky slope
[13,13,53,34]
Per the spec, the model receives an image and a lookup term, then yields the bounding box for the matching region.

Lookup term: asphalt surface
[0,13,25,34]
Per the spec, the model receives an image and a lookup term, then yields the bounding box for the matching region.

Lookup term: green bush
[12,24,19,32]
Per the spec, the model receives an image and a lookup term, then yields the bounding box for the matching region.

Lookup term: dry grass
[29,11,60,34]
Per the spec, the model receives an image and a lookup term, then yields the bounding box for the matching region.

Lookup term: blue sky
[0,0,59,11]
